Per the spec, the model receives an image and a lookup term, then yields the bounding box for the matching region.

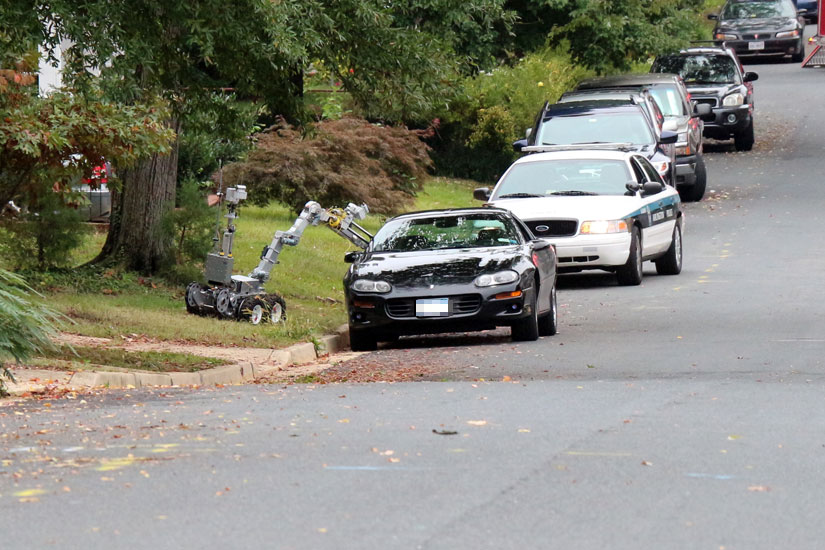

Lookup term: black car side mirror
[707,13,718,20]
[473,187,491,201]
[344,251,363,263]
[743,71,758,82]
[513,139,528,152]
[642,181,664,196]
[658,130,678,145]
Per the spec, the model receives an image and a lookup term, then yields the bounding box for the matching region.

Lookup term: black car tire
[511,291,540,342]
[655,223,683,276]
[616,227,643,286]
[349,328,377,351]
[538,286,558,337]
[792,41,805,63]
[734,121,754,152]
[679,154,707,202]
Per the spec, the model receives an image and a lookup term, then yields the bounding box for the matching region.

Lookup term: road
[3,43,825,549]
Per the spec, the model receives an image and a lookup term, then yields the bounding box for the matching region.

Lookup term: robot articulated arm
[249,200,372,283]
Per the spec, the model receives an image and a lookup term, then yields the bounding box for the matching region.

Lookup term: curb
[6,325,351,394]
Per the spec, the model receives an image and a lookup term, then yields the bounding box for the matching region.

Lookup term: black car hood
[685,83,740,97]
[718,17,796,33]
[352,248,522,288]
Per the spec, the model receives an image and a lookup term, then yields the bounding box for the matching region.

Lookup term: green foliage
[222,117,432,214]
[553,0,708,74]
[0,269,63,394]
[432,48,590,182]
[2,192,90,269]
[163,180,216,267]
[0,65,174,208]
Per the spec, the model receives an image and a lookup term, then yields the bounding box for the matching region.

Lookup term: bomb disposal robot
[185,185,371,324]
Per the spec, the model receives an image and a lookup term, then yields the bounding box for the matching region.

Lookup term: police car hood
[489,195,644,222]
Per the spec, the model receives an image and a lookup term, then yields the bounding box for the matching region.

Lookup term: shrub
[220,117,432,214]
[0,269,63,395]
[430,48,591,183]
[163,179,216,266]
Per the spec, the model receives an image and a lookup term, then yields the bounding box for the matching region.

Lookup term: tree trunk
[94,119,181,273]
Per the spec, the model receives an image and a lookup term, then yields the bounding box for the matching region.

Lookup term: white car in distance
[474,147,684,286]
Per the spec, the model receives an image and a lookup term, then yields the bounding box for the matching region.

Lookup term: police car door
[633,156,678,258]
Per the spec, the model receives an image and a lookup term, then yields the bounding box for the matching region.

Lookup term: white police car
[474,146,683,285]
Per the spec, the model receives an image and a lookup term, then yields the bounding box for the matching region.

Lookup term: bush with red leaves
[220,117,432,214]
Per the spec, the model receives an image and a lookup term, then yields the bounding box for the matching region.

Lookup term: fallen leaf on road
[432,429,458,435]
[641,460,653,466]
[748,485,770,492]
[467,420,487,426]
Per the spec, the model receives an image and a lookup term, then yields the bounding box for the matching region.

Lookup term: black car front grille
[525,219,578,238]
[742,33,773,40]
[385,294,482,319]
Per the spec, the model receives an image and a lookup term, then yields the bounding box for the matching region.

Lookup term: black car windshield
[494,159,632,198]
[653,54,740,84]
[537,112,654,146]
[372,213,521,252]
[721,0,795,19]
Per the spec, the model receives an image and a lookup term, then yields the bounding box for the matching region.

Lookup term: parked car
[513,100,678,186]
[793,0,818,23]
[344,208,558,350]
[652,45,758,151]
[474,148,683,286]
[709,0,807,62]
[570,73,710,202]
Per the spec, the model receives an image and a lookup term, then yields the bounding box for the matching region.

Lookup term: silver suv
[573,74,711,202]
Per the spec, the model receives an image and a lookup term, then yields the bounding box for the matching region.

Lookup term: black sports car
[344,208,558,351]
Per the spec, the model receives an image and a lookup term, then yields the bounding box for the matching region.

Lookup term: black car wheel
[616,227,643,286]
[679,155,707,202]
[655,222,683,276]
[538,286,558,337]
[734,120,754,152]
[349,328,377,351]
[511,291,539,342]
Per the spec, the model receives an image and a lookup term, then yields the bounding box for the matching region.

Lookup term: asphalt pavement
[3,37,825,550]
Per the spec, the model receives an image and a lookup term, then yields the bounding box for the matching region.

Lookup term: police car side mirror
[513,139,528,152]
[641,181,665,197]
[743,71,758,82]
[344,251,363,263]
[473,187,491,201]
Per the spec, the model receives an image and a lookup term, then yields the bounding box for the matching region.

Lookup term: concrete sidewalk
[2,326,350,397]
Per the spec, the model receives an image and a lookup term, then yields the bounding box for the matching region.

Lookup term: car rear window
[494,159,632,198]
[536,112,654,146]
[372,214,521,251]
[646,85,685,117]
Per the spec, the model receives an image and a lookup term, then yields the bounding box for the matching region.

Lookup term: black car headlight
[715,32,738,40]
[351,279,392,293]
[722,92,745,107]
[474,270,518,287]
[776,29,800,38]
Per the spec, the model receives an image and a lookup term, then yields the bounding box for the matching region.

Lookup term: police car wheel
[655,223,683,276]
[616,227,643,286]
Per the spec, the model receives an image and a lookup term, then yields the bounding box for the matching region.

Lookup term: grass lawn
[28,177,480,349]
[30,345,231,373]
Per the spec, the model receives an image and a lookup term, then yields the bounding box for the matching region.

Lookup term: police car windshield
[494,159,632,199]
[537,113,654,146]
[721,0,795,19]
[372,213,521,252]
[653,54,740,85]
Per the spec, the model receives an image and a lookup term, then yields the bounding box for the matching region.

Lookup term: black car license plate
[416,298,449,317]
